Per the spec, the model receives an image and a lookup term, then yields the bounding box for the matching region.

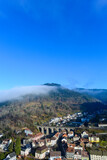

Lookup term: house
[50,118,61,124]
[24,128,33,136]
[30,132,44,141]
[81,131,88,139]
[81,150,89,160]
[50,137,57,146]
[37,139,45,147]
[73,135,80,142]
[0,139,12,151]
[21,143,31,156]
[90,150,107,160]
[35,145,49,159]
[74,149,82,160]
[74,146,83,160]
[80,138,89,143]
[98,124,107,127]
[62,138,67,143]
[49,151,62,160]
[0,141,7,150]
[86,142,92,148]
[4,152,16,160]
[89,136,100,143]
[46,138,51,147]
[32,141,36,148]
[22,138,28,146]
[0,133,3,138]
[66,145,75,159]
[68,131,74,138]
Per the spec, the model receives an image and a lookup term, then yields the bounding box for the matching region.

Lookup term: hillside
[0,84,105,132]
[75,88,107,104]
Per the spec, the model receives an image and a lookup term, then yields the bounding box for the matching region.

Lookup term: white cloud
[0,85,56,102]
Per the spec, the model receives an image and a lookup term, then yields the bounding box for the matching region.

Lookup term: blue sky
[0,0,107,90]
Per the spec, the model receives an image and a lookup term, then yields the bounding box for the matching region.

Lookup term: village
[48,110,107,128]
[1,0,107,159]
[0,119,107,160]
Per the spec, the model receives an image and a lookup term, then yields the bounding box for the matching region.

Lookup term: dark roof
[21,146,27,151]
[51,137,56,140]
[8,152,16,158]
[36,145,47,153]
[21,143,31,151]
[50,151,61,157]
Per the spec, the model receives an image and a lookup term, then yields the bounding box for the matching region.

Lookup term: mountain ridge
[0,83,106,132]
[75,88,107,104]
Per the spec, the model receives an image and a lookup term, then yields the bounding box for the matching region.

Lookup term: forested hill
[0,83,106,131]
[75,88,107,104]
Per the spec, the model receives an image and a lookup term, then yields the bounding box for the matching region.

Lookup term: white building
[50,118,61,124]
[89,136,100,143]
[4,152,16,160]
[24,128,33,136]
[98,124,107,127]
[0,133,3,138]
[21,144,31,156]
[74,146,83,160]
[50,137,57,146]
[68,131,74,138]
[90,150,107,160]
[0,139,12,151]
[35,145,49,159]
[81,131,88,138]
[73,135,80,142]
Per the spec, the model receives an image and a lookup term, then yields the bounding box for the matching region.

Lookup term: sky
[0,0,107,90]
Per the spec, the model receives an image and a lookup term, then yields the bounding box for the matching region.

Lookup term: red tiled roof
[63,134,67,137]
[30,132,44,138]
[50,151,61,157]
[66,147,74,153]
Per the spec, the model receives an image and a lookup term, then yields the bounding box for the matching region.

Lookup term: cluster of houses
[49,112,95,128]
[49,111,107,129]
[21,128,60,159]
[1,126,106,160]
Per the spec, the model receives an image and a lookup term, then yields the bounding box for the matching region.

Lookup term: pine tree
[8,142,13,153]
[15,137,21,156]
[0,153,5,160]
